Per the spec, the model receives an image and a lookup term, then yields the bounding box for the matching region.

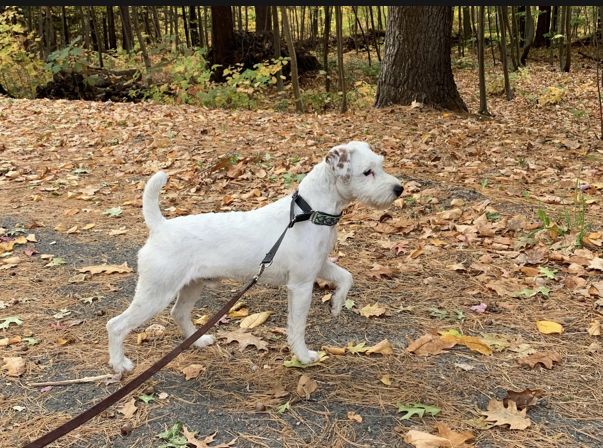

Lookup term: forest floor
[1,55,603,448]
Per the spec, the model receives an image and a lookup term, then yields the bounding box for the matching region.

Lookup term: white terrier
[107,141,402,374]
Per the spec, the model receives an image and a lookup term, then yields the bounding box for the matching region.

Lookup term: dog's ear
[326,145,352,180]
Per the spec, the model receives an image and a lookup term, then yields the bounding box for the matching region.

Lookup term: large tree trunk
[211,6,235,81]
[189,6,200,47]
[533,5,551,48]
[255,6,271,32]
[375,6,467,112]
[106,6,117,50]
[119,6,134,52]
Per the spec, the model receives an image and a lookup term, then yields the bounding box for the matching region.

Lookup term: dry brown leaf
[404,430,451,448]
[296,374,317,399]
[239,311,271,329]
[322,345,346,356]
[518,351,561,369]
[365,339,394,356]
[182,428,231,448]
[380,374,392,385]
[117,398,138,419]
[406,334,457,356]
[217,328,268,351]
[435,423,475,447]
[360,303,386,318]
[503,388,545,410]
[2,356,25,377]
[588,320,601,337]
[588,257,603,271]
[368,263,397,279]
[78,262,133,275]
[482,399,531,430]
[347,411,363,423]
[182,364,205,380]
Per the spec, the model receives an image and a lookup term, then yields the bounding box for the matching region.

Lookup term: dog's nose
[393,184,403,197]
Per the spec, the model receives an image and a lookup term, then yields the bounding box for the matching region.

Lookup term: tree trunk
[335,6,347,113]
[352,6,371,66]
[189,6,200,47]
[533,5,551,48]
[106,6,117,49]
[562,6,571,72]
[210,6,235,81]
[119,6,134,52]
[501,7,518,70]
[280,7,304,112]
[477,7,490,114]
[255,6,271,32]
[375,6,467,112]
[369,6,381,62]
[89,7,104,68]
[181,7,190,48]
[61,6,69,46]
[323,6,331,93]
[272,6,283,91]
[520,6,534,65]
[497,6,512,101]
[132,7,151,72]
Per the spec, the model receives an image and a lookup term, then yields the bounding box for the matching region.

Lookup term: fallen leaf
[365,339,394,356]
[536,320,564,334]
[45,257,66,268]
[2,356,26,376]
[481,399,531,430]
[347,341,368,354]
[397,403,441,420]
[406,334,457,356]
[117,398,138,419]
[404,430,450,448]
[78,263,133,275]
[588,320,601,337]
[322,345,346,356]
[239,311,271,329]
[0,316,23,329]
[436,423,476,447]
[347,411,363,423]
[518,351,561,369]
[103,207,123,217]
[283,351,328,368]
[182,364,205,380]
[588,257,603,271]
[296,374,318,399]
[359,303,386,318]
[504,388,545,410]
[380,374,392,385]
[368,263,397,279]
[217,328,268,351]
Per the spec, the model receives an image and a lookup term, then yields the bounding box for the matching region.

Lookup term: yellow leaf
[347,411,363,423]
[458,335,492,356]
[2,356,26,377]
[78,263,133,275]
[360,303,386,318]
[193,315,208,325]
[380,374,392,386]
[588,320,601,337]
[322,345,346,356]
[536,320,564,335]
[366,339,394,356]
[321,293,332,303]
[240,311,272,329]
[82,223,96,230]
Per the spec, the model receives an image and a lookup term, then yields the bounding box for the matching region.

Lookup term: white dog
[107,141,402,374]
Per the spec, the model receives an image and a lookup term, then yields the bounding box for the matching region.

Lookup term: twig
[28,373,118,387]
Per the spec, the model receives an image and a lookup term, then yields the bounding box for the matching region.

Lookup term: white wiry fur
[106,141,402,374]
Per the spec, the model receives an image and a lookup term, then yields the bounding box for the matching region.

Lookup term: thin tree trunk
[478,6,490,114]
[189,6,200,47]
[335,6,347,113]
[119,6,134,52]
[79,6,91,50]
[151,7,161,41]
[511,7,521,67]
[203,7,209,46]
[533,6,552,48]
[89,7,104,68]
[352,6,371,66]
[280,7,304,112]
[272,6,283,91]
[106,6,117,49]
[132,6,151,72]
[323,6,331,93]
[61,6,69,46]
[369,6,381,62]
[487,7,496,65]
[501,7,518,70]
[181,7,190,48]
[520,6,534,65]
[562,6,571,72]
[497,6,512,101]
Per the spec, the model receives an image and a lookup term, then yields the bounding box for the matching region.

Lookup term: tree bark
[255,6,271,32]
[119,6,134,52]
[189,6,200,47]
[132,6,151,72]
[497,6,512,101]
[323,6,331,93]
[562,6,571,72]
[280,7,304,112]
[477,7,490,114]
[375,6,467,112]
[520,6,534,65]
[533,6,551,48]
[210,6,235,81]
[106,6,117,49]
[272,6,283,91]
[61,6,69,46]
[335,6,347,113]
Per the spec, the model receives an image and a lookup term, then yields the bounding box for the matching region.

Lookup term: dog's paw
[297,350,320,364]
[193,334,215,349]
[330,292,346,317]
[110,357,134,375]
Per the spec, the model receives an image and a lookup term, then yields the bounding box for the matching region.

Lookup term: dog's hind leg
[287,280,320,364]
[317,260,353,317]
[170,280,215,348]
[106,277,177,374]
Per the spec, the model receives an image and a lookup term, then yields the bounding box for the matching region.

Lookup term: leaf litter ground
[1,57,603,447]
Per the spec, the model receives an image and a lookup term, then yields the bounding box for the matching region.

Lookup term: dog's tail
[142,171,168,231]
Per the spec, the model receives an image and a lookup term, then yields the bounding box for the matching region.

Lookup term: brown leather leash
[23,191,340,448]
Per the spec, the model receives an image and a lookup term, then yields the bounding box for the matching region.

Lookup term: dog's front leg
[287,281,320,364]
[318,260,353,317]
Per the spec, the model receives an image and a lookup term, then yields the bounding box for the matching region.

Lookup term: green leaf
[0,316,23,329]
[138,393,156,404]
[22,337,39,346]
[538,266,557,280]
[45,257,66,267]
[283,351,328,368]
[344,299,355,310]
[429,307,448,320]
[347,341,368,354]
[157,422,187,447]
[103,207,123,217]
[513,286,550,298]
[276,401,290,414]
[396,402,441,420]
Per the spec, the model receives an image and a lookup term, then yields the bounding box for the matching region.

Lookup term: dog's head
[325,141,403,208]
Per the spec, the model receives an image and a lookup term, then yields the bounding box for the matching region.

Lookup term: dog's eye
[363,169,373,176]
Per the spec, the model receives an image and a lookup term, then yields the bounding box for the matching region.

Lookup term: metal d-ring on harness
[24,191,341,448]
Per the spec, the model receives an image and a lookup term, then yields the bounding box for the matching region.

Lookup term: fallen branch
[28,373,118,387]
